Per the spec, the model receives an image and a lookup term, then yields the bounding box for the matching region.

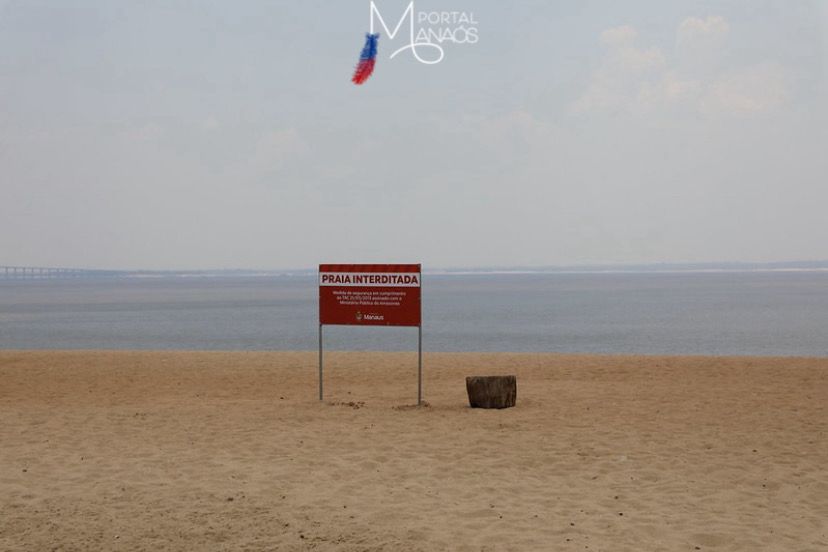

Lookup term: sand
[1,351,826,551]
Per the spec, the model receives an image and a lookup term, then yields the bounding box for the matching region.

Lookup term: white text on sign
[319,273,421,287]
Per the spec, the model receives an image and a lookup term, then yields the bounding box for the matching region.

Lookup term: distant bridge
[0,266,124,280]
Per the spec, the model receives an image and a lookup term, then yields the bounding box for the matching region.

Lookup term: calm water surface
[1,273,826,356]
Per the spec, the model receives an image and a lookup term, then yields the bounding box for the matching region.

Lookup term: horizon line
[3,259,828,276]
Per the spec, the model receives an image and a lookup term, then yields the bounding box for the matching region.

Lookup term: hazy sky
[1,1,826,270]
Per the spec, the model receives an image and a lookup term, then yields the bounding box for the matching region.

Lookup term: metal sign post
[318,263,422,404]
[417,323,422,405]
[318,324,323,401]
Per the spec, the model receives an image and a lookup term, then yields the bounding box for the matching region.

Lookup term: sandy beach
[1,350,826,551]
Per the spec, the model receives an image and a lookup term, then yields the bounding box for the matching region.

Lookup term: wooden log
[465,375,517,409]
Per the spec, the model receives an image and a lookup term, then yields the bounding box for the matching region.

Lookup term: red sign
[319,264,421,327]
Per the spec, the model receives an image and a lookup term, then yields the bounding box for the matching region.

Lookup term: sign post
[318,264,422,404]
[318,323,323,401]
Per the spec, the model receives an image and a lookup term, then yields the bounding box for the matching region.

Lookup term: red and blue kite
[352,33,379,85]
